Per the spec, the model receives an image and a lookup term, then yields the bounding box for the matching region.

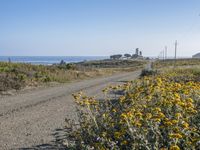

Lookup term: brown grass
[0,60,146,93]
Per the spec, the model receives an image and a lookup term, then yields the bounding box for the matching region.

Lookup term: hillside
[192,52,200,58]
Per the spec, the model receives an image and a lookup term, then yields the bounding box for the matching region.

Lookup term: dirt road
[0,70,141,150]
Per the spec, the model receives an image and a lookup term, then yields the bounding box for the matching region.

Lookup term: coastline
[0,56,109,65]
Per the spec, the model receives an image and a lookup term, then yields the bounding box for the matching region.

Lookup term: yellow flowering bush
[66,68,200,149]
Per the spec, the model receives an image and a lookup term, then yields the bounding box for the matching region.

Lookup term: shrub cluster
[66,68,200,150]
[0,74,25,91]
[0,62,76,92]
[140,69,157,77]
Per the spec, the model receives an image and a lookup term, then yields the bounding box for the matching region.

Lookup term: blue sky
[0,0,200,57]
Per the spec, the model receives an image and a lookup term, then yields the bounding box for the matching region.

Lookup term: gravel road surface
[0,70,141,150]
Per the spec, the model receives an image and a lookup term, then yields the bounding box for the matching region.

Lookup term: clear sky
[0,0,200,57]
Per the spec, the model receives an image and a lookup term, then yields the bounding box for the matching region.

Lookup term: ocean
[0,56,108,65]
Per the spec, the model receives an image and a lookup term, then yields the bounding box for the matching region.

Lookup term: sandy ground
[0,70,141,150]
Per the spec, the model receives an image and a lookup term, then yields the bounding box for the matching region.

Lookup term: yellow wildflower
[175,113,182,118]
[164,121,173,126]
[186,98,193,103]
[173,127,179,133]
[135,121,142,127]
[177,101,185,107]
[154,107,161,112]
[102,88,108,93]
[157,112,165,118]
[154,118,161,122]
[101,132,107,137]
[84,100,90,105]
[119,96,126,103]
[174,93,180,100]
[102,113,107,118]
[157,78,162,84]
[182,122,189,129]
[186,102,194,108]
[169,133,183,139]
[135,112,142,117]
[171,120,179,124]
[121,140,128,145]
[112,108,117,113]
[169,145,180,150]
[121,113,127,119]
[114,132,121,139]
[146,113,152,119]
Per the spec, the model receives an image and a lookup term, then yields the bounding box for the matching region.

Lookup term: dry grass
[154,58,200,69]
[0,60,146,93]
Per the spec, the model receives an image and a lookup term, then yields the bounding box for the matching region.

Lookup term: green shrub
[140,69,157,77]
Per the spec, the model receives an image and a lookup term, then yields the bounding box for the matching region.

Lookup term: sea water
[0,56,108,65]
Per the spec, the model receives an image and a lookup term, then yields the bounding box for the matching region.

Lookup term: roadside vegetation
[0,60,146,93]
[154,58,200,69]
[76,59,145,69]
[66,67,200,149]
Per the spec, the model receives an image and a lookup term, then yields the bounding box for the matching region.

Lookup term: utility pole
[165,46,167,60]
[174,40,178,66]
[175,40,178,60]
[163,50,165,61]
[160,51,162,60]
[159,51,162,60]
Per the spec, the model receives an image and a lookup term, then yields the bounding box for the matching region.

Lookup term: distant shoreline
[0,56,109,65]
[0,56,194,65]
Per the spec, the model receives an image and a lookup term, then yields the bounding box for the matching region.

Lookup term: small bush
[0,74,25,91]
[140,69,157,77]
[0,62,78,91]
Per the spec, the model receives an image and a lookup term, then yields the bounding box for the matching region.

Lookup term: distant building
[135,48,139,55]
[132,48,143,59]
[192,52,200,58]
